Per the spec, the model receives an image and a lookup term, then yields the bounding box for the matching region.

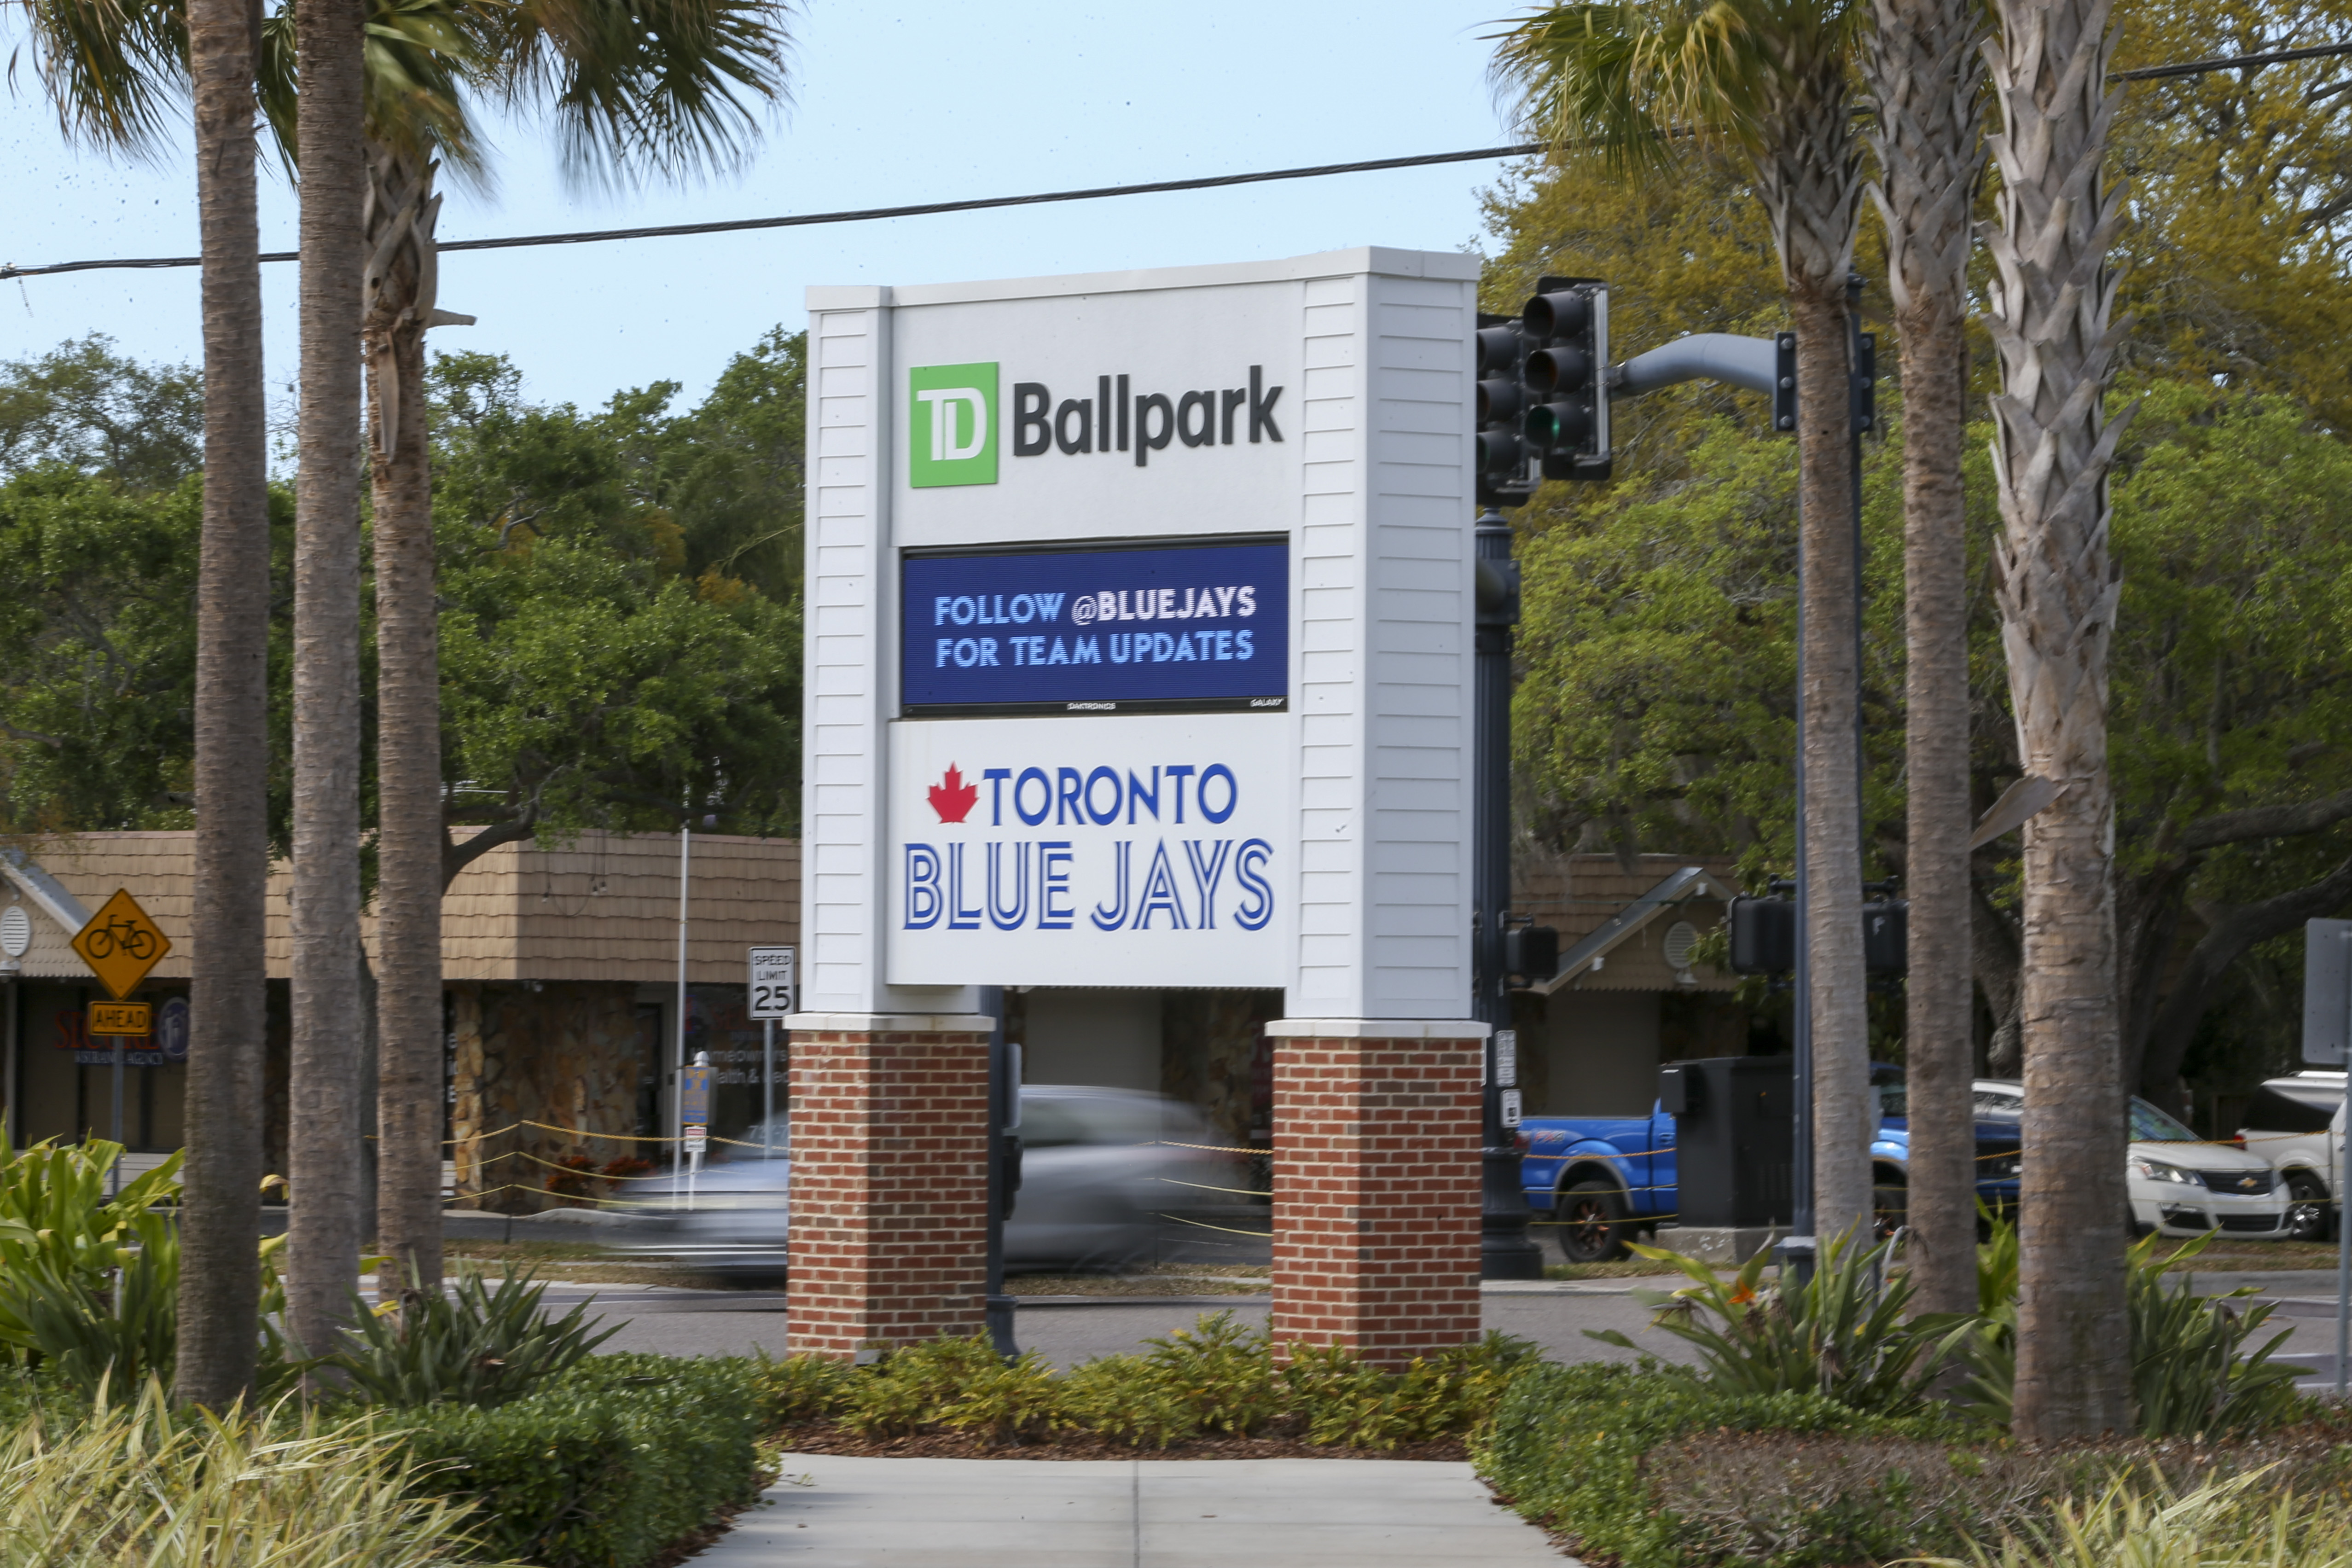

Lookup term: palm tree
[1860,0,1983,1318]
[283,0,372,1371]
[1492,0,1877,1241]
[363,0,793,1289]
[1981,0,2133,1441]
[12,0,274,1409]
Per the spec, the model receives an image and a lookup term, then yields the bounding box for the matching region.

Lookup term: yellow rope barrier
[1154,1212,1274,1239]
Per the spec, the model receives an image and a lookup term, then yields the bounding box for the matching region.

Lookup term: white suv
[1972,1080,2291,1239]
[2236,1072,2344,1241]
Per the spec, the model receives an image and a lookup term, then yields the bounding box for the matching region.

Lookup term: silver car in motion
[610,1085,1250,1278]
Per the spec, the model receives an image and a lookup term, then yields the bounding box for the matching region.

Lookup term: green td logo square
[908,363,998,487]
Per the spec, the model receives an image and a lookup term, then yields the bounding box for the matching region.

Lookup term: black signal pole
[1475,505,1544,1279]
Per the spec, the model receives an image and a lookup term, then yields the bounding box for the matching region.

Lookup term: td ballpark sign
[887,353,1294,987]
[907,361,1283,487]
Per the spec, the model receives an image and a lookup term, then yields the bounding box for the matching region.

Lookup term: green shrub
[389,1353,761,1568]
[834,1336,1066,1442]
[1475,1359,1967,1568]
[1477,1361,2352,1568]
[1588,1230,1956,1417]
[750,1315,1543,1453]
[746,1346,855,1426]
[334,1267,619,1410]
[1060,1312,1283,1446]
[1280,1332,1544,1451]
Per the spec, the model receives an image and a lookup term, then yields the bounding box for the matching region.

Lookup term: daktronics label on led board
[900,536,1287,717]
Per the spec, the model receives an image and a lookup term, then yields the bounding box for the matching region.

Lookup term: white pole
[674,821,691,1208]
[2336,935,2349,1395]
[762,1018,776,1158]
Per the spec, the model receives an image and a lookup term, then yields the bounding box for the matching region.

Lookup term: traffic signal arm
[1612,333,1781,398]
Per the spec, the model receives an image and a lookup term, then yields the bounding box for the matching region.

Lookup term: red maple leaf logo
[929,763,978,824]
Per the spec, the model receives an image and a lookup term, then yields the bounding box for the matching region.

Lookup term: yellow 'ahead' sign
[70,888,172,1000]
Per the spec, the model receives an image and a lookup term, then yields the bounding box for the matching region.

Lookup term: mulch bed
[771,1423,1469,1462]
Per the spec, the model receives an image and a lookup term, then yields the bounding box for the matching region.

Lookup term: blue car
[1520,1062,2021,1264]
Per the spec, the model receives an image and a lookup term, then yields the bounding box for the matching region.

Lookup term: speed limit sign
[748,946,795,1021]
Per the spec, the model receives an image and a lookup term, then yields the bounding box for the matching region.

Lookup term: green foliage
[0,1138,182,1399]
[1277,1333,1545,1451]
[389,1352,763,1568]
[1939,1217,2303,1436]
[1910,1467,2352,1568]
[0,1378,492,1568]
[2124,1233,2303,1437]
[331,1267,619,1410]
[427,347,803,843]
[749,1315,1543,1453]
[1586,1232,1954,1416]
[1475,1359,1963,1568]
[1060,1311,1285,1446]
[0,336,204,493]
[832,1336,1066,1443]
[744,1346,855,1426]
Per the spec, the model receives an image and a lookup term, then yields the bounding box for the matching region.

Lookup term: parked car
[1970,1080,2292,1239]
[610,1086,1247,1278]
[1517,1062,2021,1265]
[2235,1072,2345,1241]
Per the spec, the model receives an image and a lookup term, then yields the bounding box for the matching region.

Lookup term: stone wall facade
[1267,1021,1485,1366]
[450,981,657,1213]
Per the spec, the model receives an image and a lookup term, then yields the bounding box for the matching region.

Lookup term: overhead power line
[8,41,2343,284]
[2111,39,2352,81]
[0,142,1549,281]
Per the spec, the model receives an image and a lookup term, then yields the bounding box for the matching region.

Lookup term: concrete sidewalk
[692,1454,1569,1565]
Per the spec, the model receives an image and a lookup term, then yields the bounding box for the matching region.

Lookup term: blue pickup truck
[1519,1064,2023,1263]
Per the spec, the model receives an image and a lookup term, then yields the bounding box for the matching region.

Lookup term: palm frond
[1487,0,1863,171]
[254,0,491,188]
[487,0,794,191]
[6,0,188,157]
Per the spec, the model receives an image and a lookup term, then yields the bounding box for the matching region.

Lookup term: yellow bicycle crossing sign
[70,887,172,1000]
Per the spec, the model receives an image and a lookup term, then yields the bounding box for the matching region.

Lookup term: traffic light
[1728,894,1796,975]
[1522,276,1610,482]
[1475,314,1533,509]
[1503,923,1558,983]
[1863,897,1907,976]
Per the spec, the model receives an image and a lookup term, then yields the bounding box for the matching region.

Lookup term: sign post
[68,889,171,1198]
[680,1052,713,1211]
[748,947,795,1160]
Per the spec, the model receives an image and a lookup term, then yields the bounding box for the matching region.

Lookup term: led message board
[900,536,1288,717]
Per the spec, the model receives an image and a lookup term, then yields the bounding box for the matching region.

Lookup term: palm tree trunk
[177,0,270,1411]
[1984,0,2134,1442]
[286,0,370,1365]
[367,139,449,1294]
[1789,280,1874,1245]
[1753,35,1873,1248]
[1865,0,1986,1318]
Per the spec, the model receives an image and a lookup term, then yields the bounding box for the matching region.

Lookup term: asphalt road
[549,1269,2352,1386]
[561,1280,1696,1369]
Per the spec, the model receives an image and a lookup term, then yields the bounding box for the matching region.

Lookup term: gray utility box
[1659,1056,1795,1229]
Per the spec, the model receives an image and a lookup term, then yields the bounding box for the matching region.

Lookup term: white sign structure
[799,248,1485,1018]
[748,946,796,1020]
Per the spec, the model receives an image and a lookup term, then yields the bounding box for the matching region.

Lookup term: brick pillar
[1268,1020,1486,1366]
[785,1013,993,1358]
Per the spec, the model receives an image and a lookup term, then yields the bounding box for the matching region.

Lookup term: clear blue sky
[1,3,1533,418]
